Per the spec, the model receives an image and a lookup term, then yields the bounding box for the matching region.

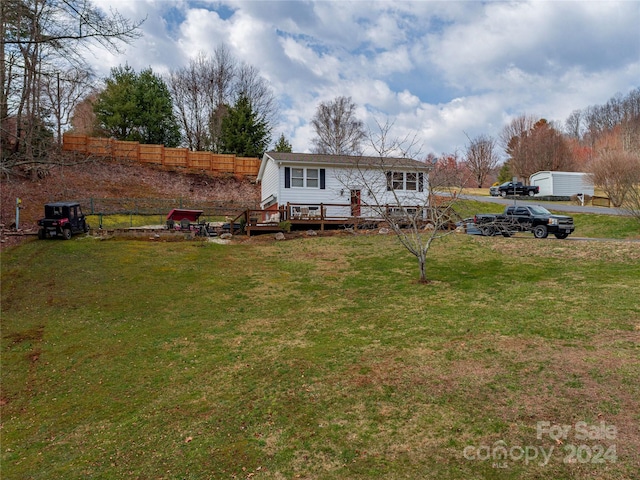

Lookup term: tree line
[2,0,638,213]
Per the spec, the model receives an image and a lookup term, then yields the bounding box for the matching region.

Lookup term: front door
[350,190,361,217]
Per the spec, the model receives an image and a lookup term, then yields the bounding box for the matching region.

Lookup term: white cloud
[86,0,640,156]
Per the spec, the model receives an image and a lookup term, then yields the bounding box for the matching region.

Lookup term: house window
[393,172,404,190]
[306,168,319,188]
[285,167,326,189]
[291,168,304,187]
[386,171,425,191]
[406,173,417,191]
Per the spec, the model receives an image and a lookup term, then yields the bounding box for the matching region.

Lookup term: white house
[529,171,594,197]
[256,152,431,219]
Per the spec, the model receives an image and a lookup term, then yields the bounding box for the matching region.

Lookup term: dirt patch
[4,325,45,345]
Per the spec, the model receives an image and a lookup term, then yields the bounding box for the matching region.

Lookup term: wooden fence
[62,134,261,178]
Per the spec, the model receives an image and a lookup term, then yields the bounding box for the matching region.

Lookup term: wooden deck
[233,202,459,236]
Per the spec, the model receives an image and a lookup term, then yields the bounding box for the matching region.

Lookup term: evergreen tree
[135,69,181,146]
[94,66,181,146]
[219,94,271,157]
[274,133,292,152]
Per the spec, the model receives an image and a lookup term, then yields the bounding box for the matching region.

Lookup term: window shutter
[386,171,392,191]
[418,172,424,192]
[284,167,291,188]
[320,169,326,189]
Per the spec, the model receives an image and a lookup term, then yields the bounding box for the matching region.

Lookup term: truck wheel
[63,228,72,240]
[481,226,496,236]
[528,190,535,196]
[38,228,46,240]
[554,232,569,239]
[501,191,507,197]
[501,231,513,237]
[533,225,548,239]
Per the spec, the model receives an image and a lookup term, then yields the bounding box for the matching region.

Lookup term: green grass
[571,213,640,239]
[2,233,639,479]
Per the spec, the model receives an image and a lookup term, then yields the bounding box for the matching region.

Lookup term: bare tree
[168,46,277,153]
[501,116,573,178]
[41,67,94,145]
[169,53,211,151]
[235,63,279,127]
[337,120,464,283]
[499,114,536,179]
[311,96,365,155]
[464,133,500,188]
[589,147,640,208]
[1,0,143,174]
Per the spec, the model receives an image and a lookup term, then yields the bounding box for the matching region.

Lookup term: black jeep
[38,202,89,240]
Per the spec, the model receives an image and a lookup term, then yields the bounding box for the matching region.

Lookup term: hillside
[1,158,260,243]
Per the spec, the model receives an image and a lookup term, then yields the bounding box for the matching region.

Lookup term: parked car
[496,181,539,197]
[38,202,89,239]
[473,205,575,239]
[489,185,500,196]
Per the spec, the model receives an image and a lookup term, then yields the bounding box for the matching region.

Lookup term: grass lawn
[2,231,639,479]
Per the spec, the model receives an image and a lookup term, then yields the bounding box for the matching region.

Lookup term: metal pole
[15,198,22,230]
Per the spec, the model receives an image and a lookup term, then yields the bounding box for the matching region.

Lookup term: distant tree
[70,92,99,135]
[464,134,500,187]
[93,65,138,140]
[219,94,270,157]
[1,0,142,174]
[430,152,467,187]
[274,133,292,152]
[168,46,277,152]
[588,128,640,209]
[94,66,180,146]
[134,69,180,146]
[497,161,512,183]
[311,96,365,155]
[40,68,94,146]
[501,116,573,178]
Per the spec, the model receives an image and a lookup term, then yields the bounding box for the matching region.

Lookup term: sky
[87,0,640,157]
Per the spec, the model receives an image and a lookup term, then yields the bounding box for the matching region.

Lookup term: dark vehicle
[474,205,575,239]
[496,181,539,197]
[38,202,89,240]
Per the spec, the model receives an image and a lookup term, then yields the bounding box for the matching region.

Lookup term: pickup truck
[473,205,575,239]
[493,181,539,197]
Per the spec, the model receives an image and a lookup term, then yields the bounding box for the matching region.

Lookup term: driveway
[458,193,629,216]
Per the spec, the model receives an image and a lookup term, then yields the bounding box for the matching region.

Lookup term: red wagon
[166,209,204,230]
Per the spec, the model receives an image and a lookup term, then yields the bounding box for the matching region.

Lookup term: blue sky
[89,0,640,157]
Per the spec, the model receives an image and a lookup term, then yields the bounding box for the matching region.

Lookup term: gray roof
[264,152,431,170]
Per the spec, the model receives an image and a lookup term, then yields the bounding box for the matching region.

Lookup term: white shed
[529,171,594,197]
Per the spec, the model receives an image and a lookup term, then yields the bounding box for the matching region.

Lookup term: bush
[278,220,291,232]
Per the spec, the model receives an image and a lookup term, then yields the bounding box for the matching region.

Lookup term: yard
[1,230,639,479]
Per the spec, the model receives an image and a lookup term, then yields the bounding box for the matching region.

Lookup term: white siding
[529,171,594,196]
[260,158,280,208]
[277,165,430,218]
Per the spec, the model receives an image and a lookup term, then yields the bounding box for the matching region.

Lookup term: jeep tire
[63,228,72,240]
